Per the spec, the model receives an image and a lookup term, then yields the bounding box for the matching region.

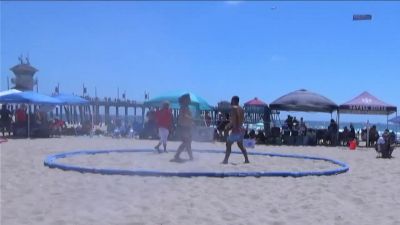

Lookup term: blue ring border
[44,149,349,178]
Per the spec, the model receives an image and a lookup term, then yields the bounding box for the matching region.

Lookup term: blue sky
[1,1,399,122]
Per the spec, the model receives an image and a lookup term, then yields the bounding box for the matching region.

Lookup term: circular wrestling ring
[44,149,349,178]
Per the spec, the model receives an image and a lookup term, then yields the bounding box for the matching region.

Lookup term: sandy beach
[1,137,399,225]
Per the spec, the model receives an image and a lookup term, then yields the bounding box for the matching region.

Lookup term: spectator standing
[171,94,194,161]
[0,104,12,135]
[154,101,173,153]
[328,119,338,146]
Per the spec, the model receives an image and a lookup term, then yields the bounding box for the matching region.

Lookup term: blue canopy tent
[0,89,21,97]
[0,91,62,105]
[144,91,213,111]
[0,91,62,137]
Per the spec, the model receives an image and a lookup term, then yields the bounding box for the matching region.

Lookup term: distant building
[10,55,38,91]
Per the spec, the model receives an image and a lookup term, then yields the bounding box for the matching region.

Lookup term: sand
[1,136,399,225]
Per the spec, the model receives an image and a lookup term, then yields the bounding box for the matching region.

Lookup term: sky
[1,1,399,123]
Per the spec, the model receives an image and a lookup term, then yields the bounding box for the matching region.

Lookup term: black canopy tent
[269,89,338,113]
[269,89,339,145]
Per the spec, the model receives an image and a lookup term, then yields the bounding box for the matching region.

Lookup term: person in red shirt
[15,104,27,124]
[154,101,173,153]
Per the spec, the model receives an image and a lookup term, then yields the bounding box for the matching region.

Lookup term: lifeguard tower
[10,55,38,91]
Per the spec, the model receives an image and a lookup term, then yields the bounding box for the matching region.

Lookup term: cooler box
[349,140,357,150]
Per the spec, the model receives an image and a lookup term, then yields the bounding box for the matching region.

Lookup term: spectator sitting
[247,129,255,139]
[285,115,293,131]
[375,129,396,158]
[256,130,266,144]
[50,118,66,136]
[81,120,92,135]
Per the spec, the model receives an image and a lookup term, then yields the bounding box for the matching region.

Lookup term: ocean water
[269,120,400,139]
[305,120,399,132]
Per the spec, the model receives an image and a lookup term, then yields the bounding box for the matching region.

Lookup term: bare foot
[170,157,183,162]
[154,146,161,153]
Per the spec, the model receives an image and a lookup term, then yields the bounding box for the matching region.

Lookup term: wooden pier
[53,97,146,125]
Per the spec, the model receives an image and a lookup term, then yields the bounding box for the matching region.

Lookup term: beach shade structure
[0,91,62,105]
[244,97,267,111]
[52,93,89,105]
[244,97,267,106]
[0,91,62,138]
[339,91,397,115]
[269,89,338,145]
[144,91,213,111]
[339,91,397,145]
[0,89,22,97]
[269,89,338,113]
[244,97,268,124]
